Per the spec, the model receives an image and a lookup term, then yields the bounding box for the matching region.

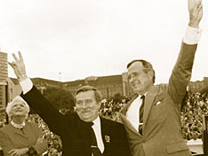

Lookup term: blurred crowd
[181,92,208,140]
[99,99,128,122]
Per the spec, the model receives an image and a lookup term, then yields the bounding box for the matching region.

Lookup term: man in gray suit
[120,0,203,155]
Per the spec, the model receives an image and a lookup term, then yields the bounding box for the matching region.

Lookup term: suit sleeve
[115,124,131,156]
[168,42,197,105]
[21,86,69,137]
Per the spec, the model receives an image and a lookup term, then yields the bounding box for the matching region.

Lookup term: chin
[81,117,92,122]
[79,114,91,121]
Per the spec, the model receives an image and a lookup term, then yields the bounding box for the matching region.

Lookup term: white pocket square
[155,101,161,105]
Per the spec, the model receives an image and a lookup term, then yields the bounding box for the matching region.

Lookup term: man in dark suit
[9,53,131,156]
[120,0,203,155]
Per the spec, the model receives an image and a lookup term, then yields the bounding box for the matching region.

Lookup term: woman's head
[6,96,30,119]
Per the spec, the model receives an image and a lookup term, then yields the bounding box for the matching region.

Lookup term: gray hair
[6,96,30,118]
[75,85,102,103]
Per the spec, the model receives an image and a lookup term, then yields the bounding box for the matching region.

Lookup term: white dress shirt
[127,94,146,132]
[126,95,143,132]
[92,117,105,153]
[183,26,202,44]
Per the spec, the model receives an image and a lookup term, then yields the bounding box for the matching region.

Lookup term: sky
[0,0,208,84]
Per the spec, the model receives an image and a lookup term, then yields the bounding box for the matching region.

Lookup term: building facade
[22,74,131,100]
[0,51,8,111]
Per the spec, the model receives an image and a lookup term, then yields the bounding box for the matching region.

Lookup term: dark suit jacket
[120,42,197,156]
[0,121,48,156]
[21,87,131,156]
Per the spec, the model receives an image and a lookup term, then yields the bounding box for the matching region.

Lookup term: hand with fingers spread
[8,51,28,81]
[188,0,203,28]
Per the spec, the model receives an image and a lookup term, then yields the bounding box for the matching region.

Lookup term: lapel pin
[156,101,161,106]
[105,135,110,143]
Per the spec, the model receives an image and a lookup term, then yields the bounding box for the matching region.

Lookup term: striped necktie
[90,123,102,156]
[138,95,145,135]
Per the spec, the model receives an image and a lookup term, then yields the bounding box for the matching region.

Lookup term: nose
[76,101,87,109]
[82,102,87,109]
[15,105,21,109]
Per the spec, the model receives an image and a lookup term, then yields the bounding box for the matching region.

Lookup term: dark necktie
[89,123,102,156]
[139,95,145,135]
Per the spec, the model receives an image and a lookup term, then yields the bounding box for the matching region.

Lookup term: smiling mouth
[15,109,23,111]
[81,111,91,114]
[14,110,25,113]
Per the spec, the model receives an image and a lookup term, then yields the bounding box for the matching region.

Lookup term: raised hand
[8,51,28,81]
[188,0,203,28]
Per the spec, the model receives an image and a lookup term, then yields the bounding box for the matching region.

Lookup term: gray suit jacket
[120,42,197,156]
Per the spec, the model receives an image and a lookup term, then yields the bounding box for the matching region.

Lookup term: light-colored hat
[6,96,30,118]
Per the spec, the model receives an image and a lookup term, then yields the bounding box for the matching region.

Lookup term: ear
[147,70,154,81]
[97,101,102,109]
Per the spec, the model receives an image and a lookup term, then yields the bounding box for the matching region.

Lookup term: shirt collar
[92,116,100,127]
[11,120,25,129]
[138,92,147,99]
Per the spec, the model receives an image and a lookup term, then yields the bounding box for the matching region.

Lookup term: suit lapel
[100,117,105,142]
[143,85,158,130]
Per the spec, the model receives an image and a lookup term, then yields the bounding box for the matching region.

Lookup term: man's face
[127,61,153,95]
[75,90,101,122]
[10,101,28,117]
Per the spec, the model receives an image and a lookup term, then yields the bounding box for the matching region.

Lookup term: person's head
[127,59,155,95]
[6,96,30,120]
[75,85,102,122]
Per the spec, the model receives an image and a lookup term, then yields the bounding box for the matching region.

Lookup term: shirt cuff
[183,26,202,45]
[20,78,33,94]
